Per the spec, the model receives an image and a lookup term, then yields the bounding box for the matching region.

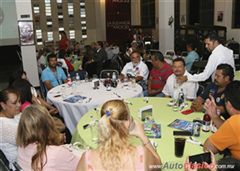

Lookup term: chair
[0,150,10,171]
[196,84,205,97]
[100,69,119,79]
[0,149,23,171]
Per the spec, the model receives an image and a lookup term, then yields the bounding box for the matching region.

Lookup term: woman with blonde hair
[16,104,81,171]
[77,99,161,171]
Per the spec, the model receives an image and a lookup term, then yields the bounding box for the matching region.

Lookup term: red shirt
[150,62,173,90]
[59,37,69,51]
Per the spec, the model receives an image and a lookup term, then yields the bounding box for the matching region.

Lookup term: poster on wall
[217,11,224,22]
[18,20,35,46]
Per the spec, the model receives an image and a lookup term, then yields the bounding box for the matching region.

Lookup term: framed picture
[217,11,224,22]
[18,20,35,46]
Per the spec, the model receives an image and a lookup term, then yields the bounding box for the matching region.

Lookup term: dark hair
[8,67,26,87]
[186,41,196,50]
[0,88,20,111]
[10,79,33,104]
[47,53,57,62]
[204,32,220,42]
[224,81,240,110]
[59,31,66,36]
[151,51,164,62]
[97,41,104,48]
[217,156,240,171]
[173,57,186,66]
[216,64,234,81]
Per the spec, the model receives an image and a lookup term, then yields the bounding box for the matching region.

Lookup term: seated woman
[76,99,161,171]
[10,79,72,143]
[17,104,81,171]
[0,88,21,163]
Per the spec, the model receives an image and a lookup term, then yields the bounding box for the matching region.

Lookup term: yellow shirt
[209,114,240,160]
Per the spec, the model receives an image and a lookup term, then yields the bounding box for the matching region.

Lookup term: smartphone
[189,152,211,164]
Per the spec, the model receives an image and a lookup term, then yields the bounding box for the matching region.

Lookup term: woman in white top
[0,88,21,163]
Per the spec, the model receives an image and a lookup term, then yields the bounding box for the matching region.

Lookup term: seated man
[184,41,199,72]
[120,50,149,92]
[41,53,67,91]
[203,81,240,160]
[162,58,199,100]
[191,64,234,127]
[147,51,173,96]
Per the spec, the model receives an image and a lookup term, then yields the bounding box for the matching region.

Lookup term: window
[232,0,240,28]
[47,31,53,41]
[36,29,43,45]
[68,3,74,16]
[80,0,87,39]
[44,0,51,16]
[69,30,75,39]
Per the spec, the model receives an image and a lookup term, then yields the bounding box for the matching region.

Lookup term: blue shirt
[185,51,199,72]
[200,83,229,120]
[41,66,67,88]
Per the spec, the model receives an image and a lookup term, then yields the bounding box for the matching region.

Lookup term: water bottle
[112,72,117,88]
[89,115,98,142]
[178,88,184,106]
[67,73,72,86]
[85,72,89,82]
[75,72,80,81]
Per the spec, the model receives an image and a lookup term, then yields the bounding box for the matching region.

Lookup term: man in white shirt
[178,32,235,83]
[120,50,149,91]
[162,58,199,100]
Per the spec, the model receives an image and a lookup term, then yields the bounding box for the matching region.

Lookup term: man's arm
[203,138,219,154]
[44,80,53,91]
[178,55,216,83]
[191,96,204,112]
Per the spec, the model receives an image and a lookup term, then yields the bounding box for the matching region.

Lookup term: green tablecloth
[235,70,240,81]
[72,97,213,170]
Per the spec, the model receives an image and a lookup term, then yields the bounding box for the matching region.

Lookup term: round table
[47,80,143,134]
[234,70,240,80]
[71,97,213,170]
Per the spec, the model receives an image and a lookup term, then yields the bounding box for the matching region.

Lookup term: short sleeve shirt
[209,114,240,160]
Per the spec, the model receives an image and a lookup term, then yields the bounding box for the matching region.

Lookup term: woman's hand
[129,119,146,140]
[49,107,59,115]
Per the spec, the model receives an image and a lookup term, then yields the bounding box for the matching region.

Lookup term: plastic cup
[174,137,186,157]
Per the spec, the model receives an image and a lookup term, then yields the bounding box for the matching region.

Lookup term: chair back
[0,149,10,171]
[100,69,119,79]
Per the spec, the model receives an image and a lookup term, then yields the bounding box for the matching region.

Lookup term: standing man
[178,32,235,83]
[93,41,108,76]
[162,58,199,100]
[147,51,173,96]
[120,50,149,92]
[41,53,67,91]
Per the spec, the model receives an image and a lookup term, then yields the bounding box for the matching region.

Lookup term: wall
[0,0,19,46]
[180,0,240,42]
[15,0,39,87]
[214,0,240,42]
[158,0,175,53]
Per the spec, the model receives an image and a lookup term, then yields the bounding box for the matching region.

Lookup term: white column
[15,0,39,87]
[158,0,174,54]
